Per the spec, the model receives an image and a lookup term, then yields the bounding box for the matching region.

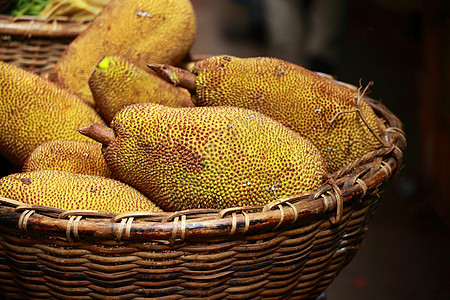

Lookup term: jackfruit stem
[78,124,116,146]
[147,64,196,93]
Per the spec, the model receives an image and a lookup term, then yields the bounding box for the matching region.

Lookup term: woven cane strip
[355,178,368,198]
[17,209,34,232]
[66,215,83,242]
[380,160,393,178]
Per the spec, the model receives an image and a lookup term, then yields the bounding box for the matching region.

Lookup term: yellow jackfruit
[0,60,106,167]
[48,0,197,106]
[89,56,194,124]
[152,55,383,173]
[0,170,162,213]
[23,140,113,178]
[79,103,327,211]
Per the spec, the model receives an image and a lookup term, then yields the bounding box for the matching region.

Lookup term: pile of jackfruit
[0,0,385,214]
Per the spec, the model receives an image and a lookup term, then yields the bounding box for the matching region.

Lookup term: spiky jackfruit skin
[48,0,197,106]
[23,140,113,178]
[193,55,383,173]
[104,103,326,211]
[0,61,106,167]
[0,170,162,213]
[89,56,194,124]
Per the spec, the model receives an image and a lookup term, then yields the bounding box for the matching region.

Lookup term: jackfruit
[89,56,194,124]
[149,55,383,173]
[23,140,113,178]
[79,103,327,211]
[0,170,162,213]
[0,60,106,167]
[48,0,197,106]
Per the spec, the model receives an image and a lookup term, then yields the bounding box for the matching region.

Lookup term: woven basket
[0,15,88,74]
[0,16,406,300]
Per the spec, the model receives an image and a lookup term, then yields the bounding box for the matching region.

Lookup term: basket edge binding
[0,15,89,38]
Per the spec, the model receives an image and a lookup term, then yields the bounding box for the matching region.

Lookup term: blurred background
[190,0,449,299]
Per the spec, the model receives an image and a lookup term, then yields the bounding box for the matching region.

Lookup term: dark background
[190,0,449,299]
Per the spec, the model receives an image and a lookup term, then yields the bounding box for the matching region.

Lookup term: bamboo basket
[0,16,406,300]
[0,15,88,74]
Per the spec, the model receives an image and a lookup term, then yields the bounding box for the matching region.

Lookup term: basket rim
[0,98,406,243]
[0,14,89,38]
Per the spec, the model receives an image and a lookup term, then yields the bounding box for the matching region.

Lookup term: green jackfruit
[89,56,194,124]
[23,140,113,178]
[0,60,106,167]
[150,55,384,173]
[0,170,162,213]
[48,0,197,106]
[79,103,326,211]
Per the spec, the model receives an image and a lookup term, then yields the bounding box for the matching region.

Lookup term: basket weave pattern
[0,16,406,299]
[0,15,87,74]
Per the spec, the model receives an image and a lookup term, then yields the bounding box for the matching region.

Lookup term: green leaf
[7,0,51,17]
